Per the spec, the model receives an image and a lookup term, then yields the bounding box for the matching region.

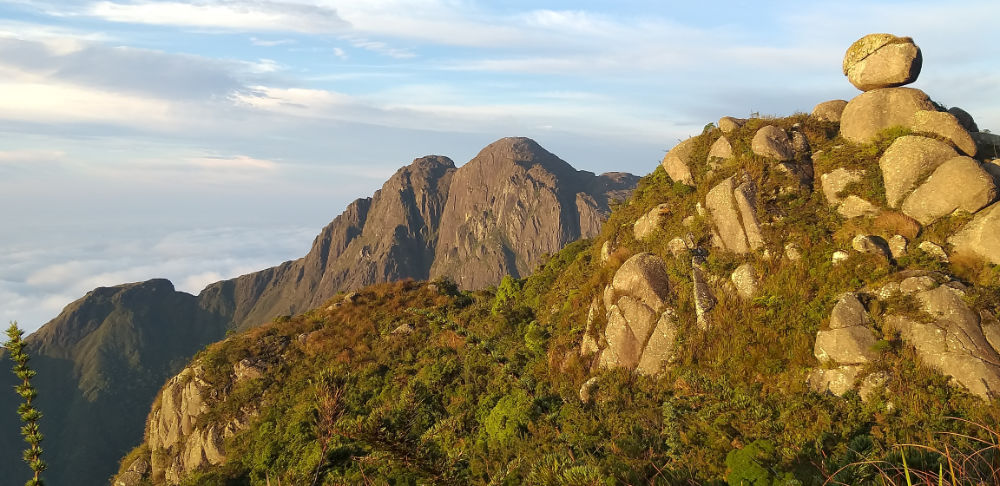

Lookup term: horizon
[3,0,1000,333]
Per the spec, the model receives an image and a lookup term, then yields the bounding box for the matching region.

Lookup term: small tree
[4,322,46,486]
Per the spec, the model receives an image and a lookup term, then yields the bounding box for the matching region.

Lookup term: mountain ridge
[0,137,637,486]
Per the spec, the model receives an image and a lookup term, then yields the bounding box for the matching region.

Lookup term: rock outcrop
[706,176,764,253]
[662,137,697,185]
[879,135,958,208]
[812,100,848,122]
[949,202,1000,265]
[900,156,996,225]
[751,125,794,161]
[597,253,677,374]
[840,88,935,143]
[885,284,1000,399]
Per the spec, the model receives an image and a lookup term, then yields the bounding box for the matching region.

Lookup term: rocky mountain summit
[1,138,636,486]
[108,33,1000,486]
[583,32,1000,401]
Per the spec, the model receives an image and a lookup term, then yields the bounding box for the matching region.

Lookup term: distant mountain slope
[0,137,637,485]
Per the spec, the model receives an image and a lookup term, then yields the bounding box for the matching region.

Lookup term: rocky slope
[1,138,635,486]
[113,33,1000,485]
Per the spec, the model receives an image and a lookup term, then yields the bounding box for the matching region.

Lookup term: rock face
[430,138,637,289]
[812,100,848,122]
[900,156,996,225]
[886,285,1000,399]
[909,110,977,156]
[949,202,1000,264]
[820,168,864,206]
[879,135,958,207]
[3,138,638,486]
[842,34,922,91]
[706,176,764,254]
[662,137,697,185]
[840,87,935,143]
[598,253,677,374]
[751,125,794,161]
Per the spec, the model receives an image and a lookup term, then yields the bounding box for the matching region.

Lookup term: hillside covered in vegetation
[111,34,1000,486]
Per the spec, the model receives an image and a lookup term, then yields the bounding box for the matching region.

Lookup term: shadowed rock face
[0,138,637,486]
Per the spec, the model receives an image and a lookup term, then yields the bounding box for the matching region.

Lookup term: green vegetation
[119,115,1000,486]
[4,322,46,486]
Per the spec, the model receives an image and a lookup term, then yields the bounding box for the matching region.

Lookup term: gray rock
[718,116,746,134]
[838,196,880,219]
[692,264,717,329]
[731,263,758,300]
[910,110,977,156]
[609,253,671,312]
[706,177,763,254]
[792,131,811,154]
[879,135,958,208]
[832,250,850,264]
[901,156,996,225]
[815,293,878,365]
[600,240,612,264]
[859,372,889,402]
[815,326,879,365]
[899,275,936,293]
[580,300,600,357]
[668,237,691,259]
[633,203,670,240]
[391,323,415,335]
[888,235,908,259]
[949,202,1000,265]
[821,168,864,205]
[842,34,921,91]
[708,136,734,160]
[918,241,949,262]
[809,366,862,397]
[115,471,144,486]
[661,137,696,185]
[852,234,890,258]
[840,87,935,143]
[887,285,1000,399]
[751,125,794,161]
[599,305,642,369]
[829,293,871,330]
[636,309,679,376]
[579,377,599,403]
[812,100,849,122]
[972,132,1000,159]
[982,310,1000,355]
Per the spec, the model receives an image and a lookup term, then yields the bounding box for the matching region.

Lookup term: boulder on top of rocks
[840,87,935,143]
[842,33,922,91]
[909,110,977,156]
[751,125,794,161]
[900,156,996,225]
[949,202,1000,265]
[812,100,849,122]
[662,138,697,185]
[879,135,958,208]
[708,136,733,160]
[719,116,746,134]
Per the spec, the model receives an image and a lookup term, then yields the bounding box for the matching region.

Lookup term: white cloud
[0,149,65,164]
[250,37,296,47]
[86,0,348,33]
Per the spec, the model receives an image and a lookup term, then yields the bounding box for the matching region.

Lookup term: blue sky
[1,0,999,333]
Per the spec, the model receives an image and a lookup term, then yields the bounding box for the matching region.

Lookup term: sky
[1,0,999,334]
